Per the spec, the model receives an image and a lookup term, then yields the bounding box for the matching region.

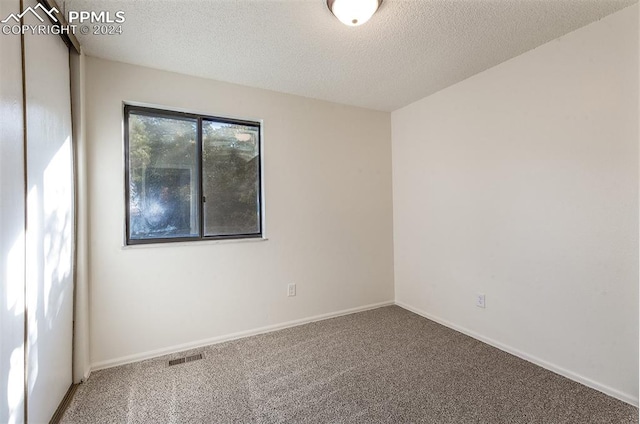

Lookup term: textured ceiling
[64,0,636,111]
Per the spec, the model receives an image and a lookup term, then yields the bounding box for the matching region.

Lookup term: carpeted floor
[61,306,638,423]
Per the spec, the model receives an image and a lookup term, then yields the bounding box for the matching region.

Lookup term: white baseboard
[395,300,639,407]
[91,300,394,372]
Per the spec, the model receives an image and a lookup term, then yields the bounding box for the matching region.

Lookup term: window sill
[122,236,269,250]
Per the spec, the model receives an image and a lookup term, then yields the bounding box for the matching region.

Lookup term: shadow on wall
[25,132,74,419]
[0,132,74,423]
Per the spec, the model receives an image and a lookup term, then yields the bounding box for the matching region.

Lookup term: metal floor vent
[168,353,203,367]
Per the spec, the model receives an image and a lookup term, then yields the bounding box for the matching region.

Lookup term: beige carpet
[61,306,638,423]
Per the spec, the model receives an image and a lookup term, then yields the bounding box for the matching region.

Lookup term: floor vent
[168,353,203,367]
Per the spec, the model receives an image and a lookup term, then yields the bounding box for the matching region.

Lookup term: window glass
[203,121,260,236]
[128,113,199,240]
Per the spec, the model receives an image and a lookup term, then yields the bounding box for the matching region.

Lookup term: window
[124,105,262,245]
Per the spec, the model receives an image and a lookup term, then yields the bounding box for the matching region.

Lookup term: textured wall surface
[85,57,394,367]
[392,5,639,404]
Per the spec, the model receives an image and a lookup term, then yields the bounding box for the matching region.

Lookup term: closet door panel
[24,0,74,421]
[0,0,26,422]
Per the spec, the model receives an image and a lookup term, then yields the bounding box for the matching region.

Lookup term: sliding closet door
[0,0,26,422]
[23,0,75,421]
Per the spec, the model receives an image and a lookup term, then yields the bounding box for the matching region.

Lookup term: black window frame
[124,104,263,246]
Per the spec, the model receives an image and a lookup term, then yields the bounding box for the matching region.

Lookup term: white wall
[85,57,394,368]
[392,5,638,405]
[70,51,91,383]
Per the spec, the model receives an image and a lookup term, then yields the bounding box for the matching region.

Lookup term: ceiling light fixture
[327,0,382,27]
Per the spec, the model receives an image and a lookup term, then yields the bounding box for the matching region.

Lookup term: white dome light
[327,0,382,27]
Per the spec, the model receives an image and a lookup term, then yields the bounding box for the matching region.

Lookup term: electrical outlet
[287,283,296,297]
[476,293,486,308]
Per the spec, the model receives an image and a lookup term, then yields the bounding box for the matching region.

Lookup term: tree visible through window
[125,105,262,245]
